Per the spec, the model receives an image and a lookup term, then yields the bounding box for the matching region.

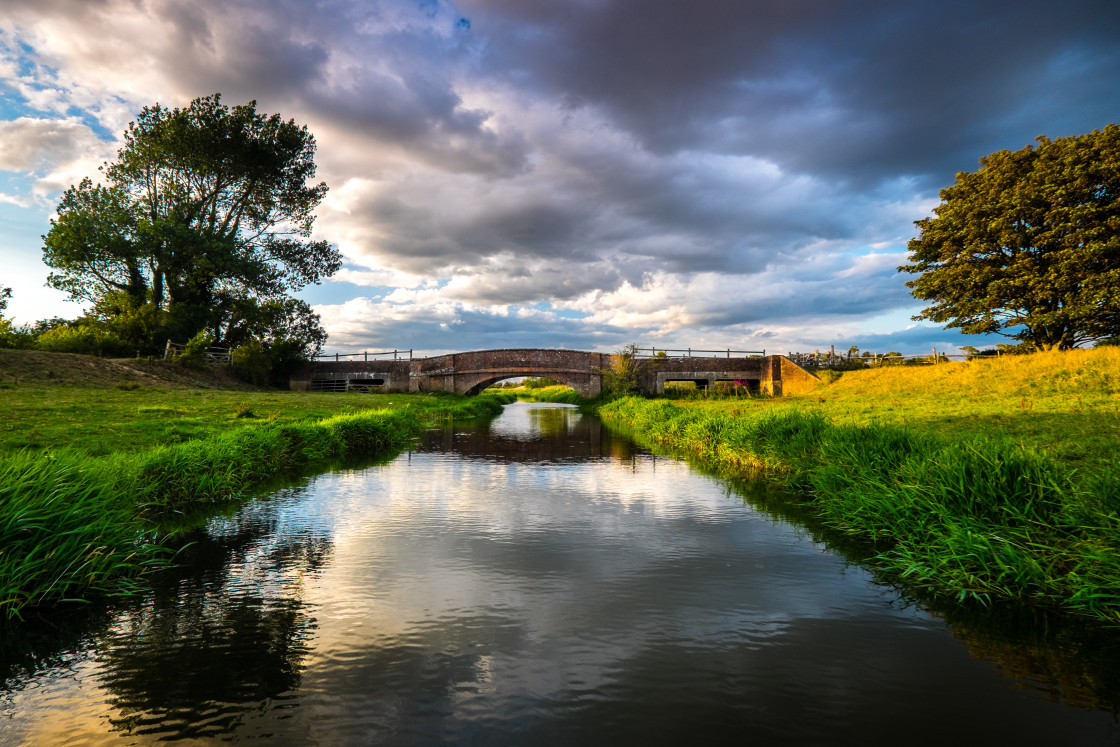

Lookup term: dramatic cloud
[0,0,1116,353]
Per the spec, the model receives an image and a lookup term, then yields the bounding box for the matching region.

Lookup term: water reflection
[424,401,638,463]
[0,486,331,743]
[1,403,1119,745]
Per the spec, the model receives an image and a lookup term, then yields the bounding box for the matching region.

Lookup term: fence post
[335,353,339,362]
[364,351,368,362]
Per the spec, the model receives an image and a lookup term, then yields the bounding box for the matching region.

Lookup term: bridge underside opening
[309,377,389,393]
[657,375,762,395]
[713,378,761,394]
[662,378,709,391]
[465,374,588,397]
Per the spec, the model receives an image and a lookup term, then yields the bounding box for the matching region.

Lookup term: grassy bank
[0,349,509,456]
[598,348,1120,624]
[674,346,1120,474]
[0,351,514,619]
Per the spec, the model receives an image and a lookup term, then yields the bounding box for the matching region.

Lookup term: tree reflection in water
[95,488,330,741]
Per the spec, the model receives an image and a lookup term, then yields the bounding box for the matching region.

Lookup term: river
[1,402,1118,745]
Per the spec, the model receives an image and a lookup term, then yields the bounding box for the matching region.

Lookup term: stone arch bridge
[292,348,819,397]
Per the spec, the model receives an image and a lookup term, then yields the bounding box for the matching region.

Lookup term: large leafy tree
[42,94,340,354]
[900,124,1120,350]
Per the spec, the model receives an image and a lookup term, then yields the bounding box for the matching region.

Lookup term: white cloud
[0,117,100,172]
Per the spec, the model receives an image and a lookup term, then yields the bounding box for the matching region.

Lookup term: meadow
[680,347,1120,474]
[597,347,1120,624]
[0,350,513,620]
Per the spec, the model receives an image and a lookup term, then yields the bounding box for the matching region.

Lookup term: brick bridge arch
[412,348,610,397]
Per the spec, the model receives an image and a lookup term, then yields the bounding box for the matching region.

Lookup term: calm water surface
[1,402,1118,745]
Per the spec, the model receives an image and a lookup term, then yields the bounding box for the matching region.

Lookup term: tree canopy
[900,124,1120,350]
[42,94,340,355]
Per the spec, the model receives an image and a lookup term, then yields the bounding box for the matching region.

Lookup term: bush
[34,325,130,357]
[176,330,214,368]
[98,297,170,357]
[523,376,561,389]
[0,319,36,349]
[601,344,641,398]
[232,339,272,386]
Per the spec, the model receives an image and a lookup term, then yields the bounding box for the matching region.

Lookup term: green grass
[598,354,1120,624]
[670,346,1120,476]
[0,385,476,456]
[0,367,514,620]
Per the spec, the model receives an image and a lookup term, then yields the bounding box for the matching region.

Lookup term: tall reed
[0,451,167,619]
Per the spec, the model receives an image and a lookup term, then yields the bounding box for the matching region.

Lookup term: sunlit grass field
[0,348,508,456]
[679,347,1120,475]
[0,385,429,456]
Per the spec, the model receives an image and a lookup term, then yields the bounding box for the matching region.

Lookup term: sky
[0,0,1117,356]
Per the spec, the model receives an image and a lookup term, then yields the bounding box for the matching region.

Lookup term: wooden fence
[163,340,232,364]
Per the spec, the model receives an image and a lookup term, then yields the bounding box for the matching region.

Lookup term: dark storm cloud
[461,0,1120,185]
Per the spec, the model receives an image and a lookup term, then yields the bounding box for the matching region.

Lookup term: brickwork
[410,348,609,397]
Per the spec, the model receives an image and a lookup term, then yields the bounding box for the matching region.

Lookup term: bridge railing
[788,347,971,369]
[312,349,414,362]
[634,347,766,359]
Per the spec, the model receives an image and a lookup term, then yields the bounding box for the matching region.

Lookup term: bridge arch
[410,348,609,398]
[462,371,597,397]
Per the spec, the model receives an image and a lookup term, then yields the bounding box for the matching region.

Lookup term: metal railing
[313,349,413,362]
[633,347,765,359]
[788,347,973,369]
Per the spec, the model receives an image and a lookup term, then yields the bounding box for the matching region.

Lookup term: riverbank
[0,351,514,619]
[597,347,1120,624]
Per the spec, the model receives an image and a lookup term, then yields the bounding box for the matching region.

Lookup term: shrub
[34,325,130,357]
[176,330,214,368]
[601,344,641,398]
[232,339,272,386]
